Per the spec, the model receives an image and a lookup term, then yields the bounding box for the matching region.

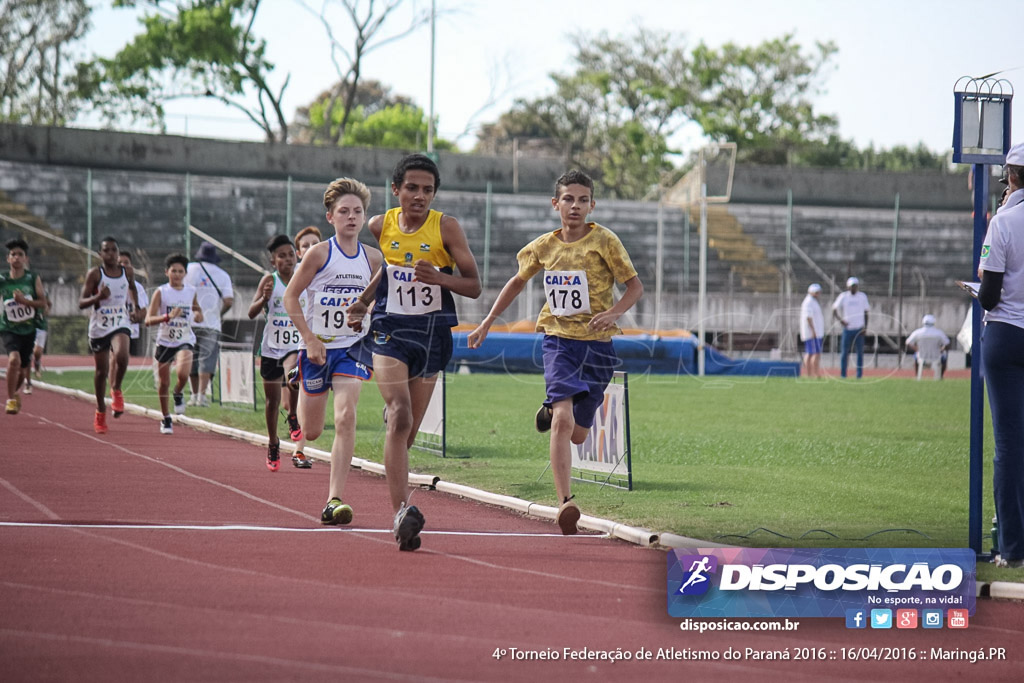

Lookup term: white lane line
[0,521,597,538]
[29,413,319,524]
[0,477,60,520]
[18,406,655,594]
[0,628,465,682]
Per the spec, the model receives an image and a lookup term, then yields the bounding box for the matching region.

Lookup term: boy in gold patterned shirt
[468,170,643,534]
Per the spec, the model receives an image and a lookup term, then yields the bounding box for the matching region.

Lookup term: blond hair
[323,177,371,211]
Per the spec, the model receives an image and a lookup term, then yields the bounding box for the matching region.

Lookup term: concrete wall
[0,123,564,194]
[730,165,994,211]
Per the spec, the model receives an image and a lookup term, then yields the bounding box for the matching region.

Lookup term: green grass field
[40,367,1014,584]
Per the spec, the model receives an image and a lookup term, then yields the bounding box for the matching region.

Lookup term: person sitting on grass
[468,170,643,535]
[145,254,203,435]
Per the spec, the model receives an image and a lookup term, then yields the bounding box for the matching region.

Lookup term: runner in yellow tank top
[345,154,481,551]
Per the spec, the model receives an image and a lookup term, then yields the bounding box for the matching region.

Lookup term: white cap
[808,283,822,294]
[923,314,936,326]
[846,276,859,288]
[1006,142,1024,166]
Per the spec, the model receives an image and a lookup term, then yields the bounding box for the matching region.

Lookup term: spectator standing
[184,242,233,406]
[832,276,870,379]
[799,283,825,378]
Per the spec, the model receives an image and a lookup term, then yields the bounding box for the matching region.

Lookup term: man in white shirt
[906,314,950,378]
[184,242,234,406]
[832,276,870,379]
[799,283,825,378]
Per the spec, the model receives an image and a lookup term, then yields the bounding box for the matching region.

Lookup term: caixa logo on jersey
[667,548,976,618]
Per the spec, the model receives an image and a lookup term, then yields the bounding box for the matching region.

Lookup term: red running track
[1,386,1022,682]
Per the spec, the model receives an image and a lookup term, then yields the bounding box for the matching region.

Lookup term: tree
[295,0,435,145]
[290,78,411,144]
[476,28,691,198]
[343,103,454,150]
[0,0,91,126]
[79,0,291,141]
[477,30,846,197]
[691,34,839,165]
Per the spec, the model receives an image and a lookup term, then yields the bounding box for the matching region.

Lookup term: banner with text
[667,547,976,618]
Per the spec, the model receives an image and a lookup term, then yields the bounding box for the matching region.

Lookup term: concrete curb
[22,378,1024,601]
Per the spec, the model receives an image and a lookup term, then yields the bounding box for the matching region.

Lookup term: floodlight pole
[969,164,987,557]
[951,76,1013,558]
[697,149,708,376]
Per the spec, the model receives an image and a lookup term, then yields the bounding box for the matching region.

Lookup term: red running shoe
[287,414,302,441]
[266,443,280,472]
[94,411,108,434]
[111,389,125,417]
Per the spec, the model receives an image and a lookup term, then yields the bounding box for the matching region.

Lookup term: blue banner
[667,548,975,619]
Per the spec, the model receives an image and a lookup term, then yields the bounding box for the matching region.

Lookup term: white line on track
[19,404,659,594]
[0,520,599,538]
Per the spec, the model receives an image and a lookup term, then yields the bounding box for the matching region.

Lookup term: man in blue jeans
[832,276,870,378]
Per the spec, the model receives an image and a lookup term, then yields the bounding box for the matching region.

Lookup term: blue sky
[84,0,1024,157]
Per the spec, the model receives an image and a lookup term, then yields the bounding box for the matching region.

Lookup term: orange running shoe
[94,411,108,434]
[111,389,125,417]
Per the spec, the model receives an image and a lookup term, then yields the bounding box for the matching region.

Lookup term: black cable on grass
[713,527,932,542]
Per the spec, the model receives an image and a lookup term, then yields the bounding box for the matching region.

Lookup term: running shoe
[292,451,312,469]
[321,498,353,525]
[197,394,211,408]
[187,394,198,407]
[159,415,174,435]
[535,404,552,433]
[266,443,280,472]
[287,413,302,441]
[393,503,425,552]
[173,392,186,415]
[33,366,42,380]
[111,389,125,417]
[556,496,580,536]
[5,399,18,414]
[94,410,108,434]
[23,382,32,395]
[286,366,300,391]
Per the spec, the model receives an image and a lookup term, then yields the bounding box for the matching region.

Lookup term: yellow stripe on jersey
[378,207,454,270]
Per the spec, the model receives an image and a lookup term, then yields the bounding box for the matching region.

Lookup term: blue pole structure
[969,163,988,557]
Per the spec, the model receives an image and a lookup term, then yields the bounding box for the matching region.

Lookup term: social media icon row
[845,608,968,629]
